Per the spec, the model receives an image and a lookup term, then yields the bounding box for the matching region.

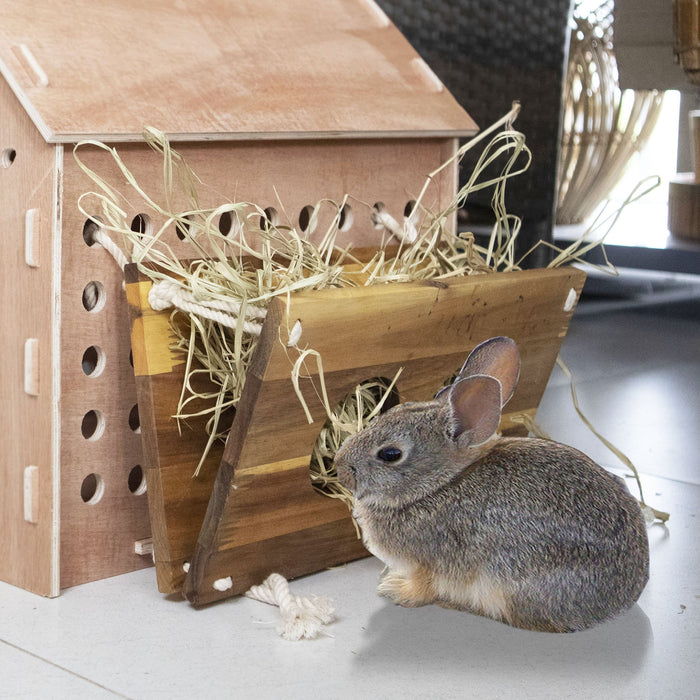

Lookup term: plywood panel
[0,0,477,143]
[58,134,458,589]
[0,77,58,596]
[180,266,586,605]
[69,137,460,252]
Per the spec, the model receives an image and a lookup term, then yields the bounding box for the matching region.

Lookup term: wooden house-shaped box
[0,0,479,596]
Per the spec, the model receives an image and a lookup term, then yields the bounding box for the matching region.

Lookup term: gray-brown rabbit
[334,336,649,632]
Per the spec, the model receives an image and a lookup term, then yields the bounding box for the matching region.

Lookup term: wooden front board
[128,265,584,605]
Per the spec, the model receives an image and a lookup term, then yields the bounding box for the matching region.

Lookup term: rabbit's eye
[377,446,402,462]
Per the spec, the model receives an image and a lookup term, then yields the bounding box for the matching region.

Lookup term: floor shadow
[353,598,653,679]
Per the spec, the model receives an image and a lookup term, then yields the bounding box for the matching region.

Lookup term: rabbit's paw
[377,567,435,608]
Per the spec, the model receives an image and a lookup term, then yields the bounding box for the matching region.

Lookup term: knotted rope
[87,225,268,334]
[147,278,266,335]
[245,573,336,641]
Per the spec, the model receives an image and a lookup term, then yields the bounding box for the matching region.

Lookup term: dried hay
[74,103,666,521]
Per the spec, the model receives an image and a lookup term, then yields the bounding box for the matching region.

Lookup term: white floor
[2,279,699,700]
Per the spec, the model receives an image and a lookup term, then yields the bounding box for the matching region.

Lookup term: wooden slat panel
[183,266,586,605]
[0,0,476,142]
[125,267,224,593]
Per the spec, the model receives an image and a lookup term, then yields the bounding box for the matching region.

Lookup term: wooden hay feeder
[126,264,585,606]
[0,0,477,596]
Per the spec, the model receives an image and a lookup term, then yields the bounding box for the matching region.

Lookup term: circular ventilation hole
[298,205,316,233]
[218,210,233,236]
[82,345,106,377]
[128,404,140,433]
[175,214,194,241]
[371,202,386,229]
[82,218,103,247]
[1,148,16,168]
[82,281,106,313]
[130,213,152,238]
[81,473,105,504]
[81,410,106,441]
[128,465,147,496]
[338,203,353,232]
[259,207,278,231]
[404,200,417,218]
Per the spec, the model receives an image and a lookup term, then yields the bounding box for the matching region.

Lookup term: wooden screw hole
[128,404,140,433]
[130,213,152,238]
[1,148,16,168]
[259,207,278,231]
[82,281,106,313]
[176,214,194,241]
[218,210,242,237]
[338,203,353,231]
[128,465,147,495]
[298,204,316,233]
[82,345,105,377]
[81,473,105,504]
[82,218,103,247]
[81,409,105,441]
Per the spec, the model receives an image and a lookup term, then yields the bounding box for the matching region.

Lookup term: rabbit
[333,336,649,632]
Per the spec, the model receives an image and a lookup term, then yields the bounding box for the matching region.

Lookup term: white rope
[371,205,418,244]
[93,227,129,270]
[245,573,336,641]
[148,279,266,335]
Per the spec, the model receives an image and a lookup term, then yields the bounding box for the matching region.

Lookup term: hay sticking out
[309,375,400,509]
[73,105,536,481]
[73,105,662,519]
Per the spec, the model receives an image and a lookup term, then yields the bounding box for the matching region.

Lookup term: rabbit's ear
[458,336,520,406]
[448,374,502,445]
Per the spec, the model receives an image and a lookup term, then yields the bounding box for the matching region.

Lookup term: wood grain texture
[0,77,58,596]
[0,0,476,143]
[183,266,586,606]
[125,265,225,593]
[71,137,460,252]
[101,134,458,593]
[53,131,458,591]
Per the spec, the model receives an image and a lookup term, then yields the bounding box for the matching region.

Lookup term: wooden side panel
[184,267,586,606]
[0,77,58,595]
[57,185,152,589]
[0,0,476,142]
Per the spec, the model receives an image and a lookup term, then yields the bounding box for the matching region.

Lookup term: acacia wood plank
[184,266,586,606]
[0,0,476,142]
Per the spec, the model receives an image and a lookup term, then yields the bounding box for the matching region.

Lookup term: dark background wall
[377,0,574,267]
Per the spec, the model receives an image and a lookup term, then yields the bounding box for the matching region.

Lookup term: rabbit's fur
[334,337,649,632]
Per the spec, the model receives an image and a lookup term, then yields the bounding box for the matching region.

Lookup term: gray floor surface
[1,276,699,699]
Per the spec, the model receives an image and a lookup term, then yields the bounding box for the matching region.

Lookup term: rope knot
[148,278,182,311]
[245,573,336,641]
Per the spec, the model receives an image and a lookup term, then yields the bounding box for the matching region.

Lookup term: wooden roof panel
[0,0,477,142]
